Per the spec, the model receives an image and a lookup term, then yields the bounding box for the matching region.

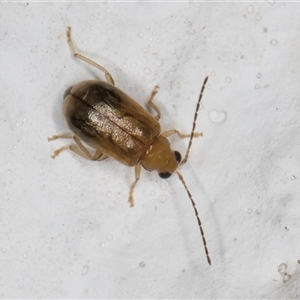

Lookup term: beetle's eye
[159,172,172,179]
[174,151,182,163]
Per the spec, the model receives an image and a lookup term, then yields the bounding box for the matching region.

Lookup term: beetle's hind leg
[48,133,74,140]
[147,85,161,120]
[128,164,141,207]
[48,134,108,161]
[66,27,115,85]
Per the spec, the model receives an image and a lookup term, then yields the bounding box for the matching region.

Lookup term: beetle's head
[141,136,181,178]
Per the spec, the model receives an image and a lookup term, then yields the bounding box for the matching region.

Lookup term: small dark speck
[285,226,289,231]
[139,261,145,268]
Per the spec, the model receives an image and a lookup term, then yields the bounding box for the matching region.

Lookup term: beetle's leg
[49,134,108,161]
[66,27,115,85]
[48,133,75,158]
[51,144,107,161]
[71,136,108,161]
[147,85,161,120]
[48,133,74,141]
[161,129,203,139]
[50,145,71,158]
[128,164,141,207]
[48,133,76,158]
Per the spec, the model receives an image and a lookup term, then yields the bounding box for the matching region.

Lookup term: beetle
[49,27,211,265]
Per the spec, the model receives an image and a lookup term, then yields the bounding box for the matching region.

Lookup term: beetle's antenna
[176,170,211,265]
[180,76,208,166]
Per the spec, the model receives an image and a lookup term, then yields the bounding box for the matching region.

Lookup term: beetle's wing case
[63,80,161,166]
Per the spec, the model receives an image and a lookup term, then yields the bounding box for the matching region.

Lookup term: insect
[49,27,211,265]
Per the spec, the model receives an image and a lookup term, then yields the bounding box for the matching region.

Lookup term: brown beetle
[49,27,211,265]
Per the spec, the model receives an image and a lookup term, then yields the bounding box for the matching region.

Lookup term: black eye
[159,172,172,179]
[174,151,181,163]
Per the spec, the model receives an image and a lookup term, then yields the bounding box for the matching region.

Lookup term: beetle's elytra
[49,27,211,265]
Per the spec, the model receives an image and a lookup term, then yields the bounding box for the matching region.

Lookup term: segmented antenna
[180,76,208,166]
[176,170,211,265]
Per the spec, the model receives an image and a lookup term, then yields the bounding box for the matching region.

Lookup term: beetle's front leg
[161,129,203,139]
[128,164,141,207]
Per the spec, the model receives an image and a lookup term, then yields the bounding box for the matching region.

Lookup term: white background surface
[1,1,300,298]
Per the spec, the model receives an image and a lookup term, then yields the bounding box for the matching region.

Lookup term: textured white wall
[0,2,299,298]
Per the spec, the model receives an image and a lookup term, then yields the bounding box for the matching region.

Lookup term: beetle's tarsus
[193,132,203,138]
[128,195,134,207]
[48,135,58,141]
[51,146,69,158]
